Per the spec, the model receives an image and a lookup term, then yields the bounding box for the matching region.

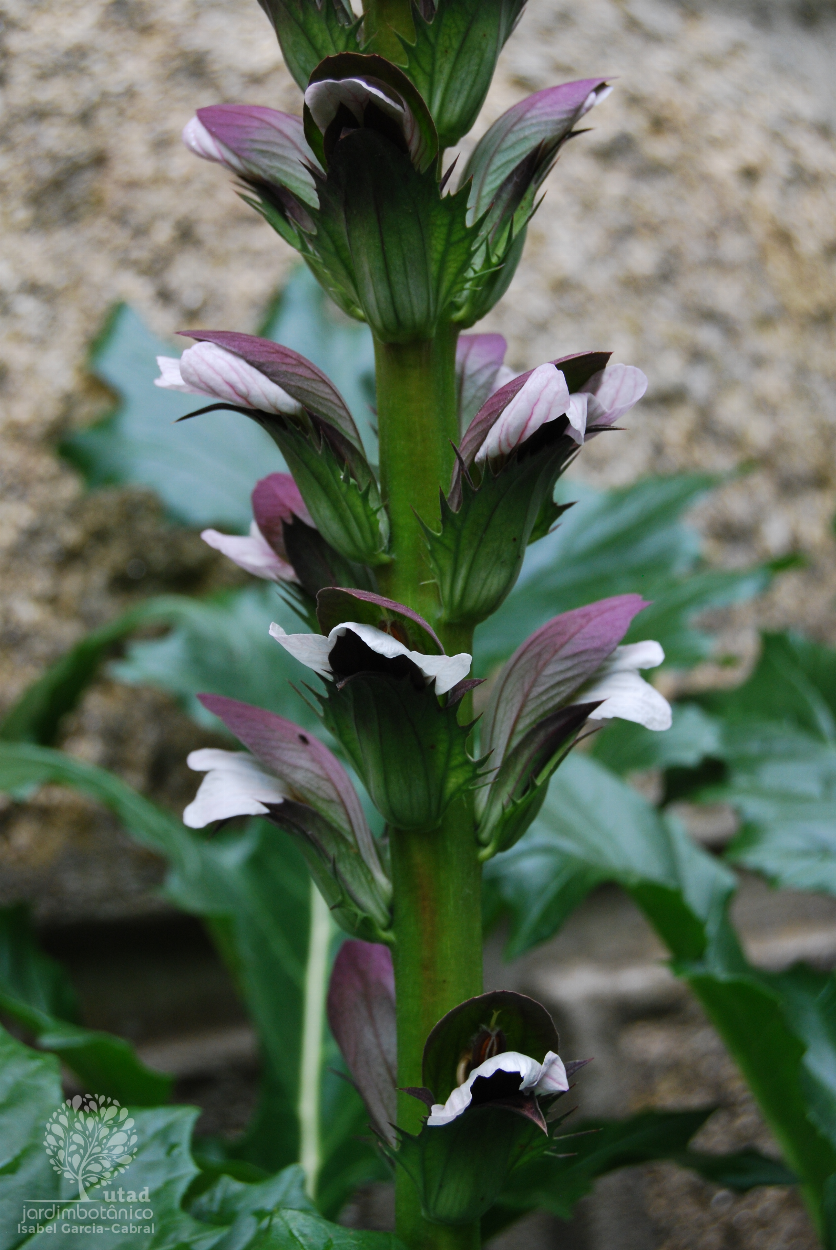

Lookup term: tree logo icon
[43,1095,138,1199]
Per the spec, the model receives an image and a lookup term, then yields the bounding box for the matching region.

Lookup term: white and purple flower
[270,620,471,696]
[426,1048,569,1127]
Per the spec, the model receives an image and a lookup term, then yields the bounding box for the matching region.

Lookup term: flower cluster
[164,0,673,1226]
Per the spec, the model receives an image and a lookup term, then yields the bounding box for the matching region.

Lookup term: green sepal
[267,800,393,941]
[422,432,578,627]
[528,499,574,546]
[273,419,390,566]
[309,128,476,343]
[452,223,528,329]
[399,0,528,149]
[476,705,596,859]
[384,1106,542,1226]
[317,673,481,831]
[307,53,439,174]
[422,989,561,1104]
[256,0,361,92]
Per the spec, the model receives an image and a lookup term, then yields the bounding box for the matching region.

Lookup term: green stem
[374,327,459,620]
[391,794,483,1249]
[375,322,483,1247]
[298,882,331,1198]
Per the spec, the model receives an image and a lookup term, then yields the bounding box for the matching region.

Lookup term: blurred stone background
[1,0,835,1243]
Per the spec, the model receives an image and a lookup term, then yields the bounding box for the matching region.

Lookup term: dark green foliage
[0,905,172,1107]
[484,751,836,1222]
[475,476,771,672]
[0,597,202,747]
[485,1108,795,1237]
[0,1023,403,1250]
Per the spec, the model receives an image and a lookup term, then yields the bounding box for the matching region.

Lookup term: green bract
[398,0,528,149]
[257,0,361,91]
[306,128,475,342]
[390,1104,543,1226]
[275,418,390,565]
[318,673,480,831]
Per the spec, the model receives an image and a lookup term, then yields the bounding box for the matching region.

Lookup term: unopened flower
[426,1049,568,1127]
[475,361,647,464]
[270,620,471,696]
[303,64,433,170]
[201,473,313,584]
[155,341,304,416]
[579,640,672,731]
[182,105,319,207]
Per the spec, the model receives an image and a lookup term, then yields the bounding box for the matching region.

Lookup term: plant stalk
[298,882,332,1198]
[374,325,483,1248]
[374,327,459,619]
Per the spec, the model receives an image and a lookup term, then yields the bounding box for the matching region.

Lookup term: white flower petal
[305,77,404,132]
[270,621,471,694]
[426,1050,550,1126]
[154,356,200,394]
[580,83,613,116]
[427,1082,472,1126]
[603,640,665,672]
[183,749,286,828]
[328,623,471,694]
[165,341,304,415]
[410,651,472,695]
[476,364,571,463]
[201,522,295,582]
[584,671,672,730]
[565,392,589,445]
[535,1051,569,1095]
[269,623,332,678]
[583,364,648,427]
[580,642,671,730]
[330,621,412,663]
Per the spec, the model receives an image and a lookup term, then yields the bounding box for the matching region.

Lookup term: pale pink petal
[182,116,246,174]
[582,364,648,428]
[475,364,571,463]
[535,1051,569,1094]
[565,391,589,445]
[201,522,296,582]
[183,748,286,828]
[154,356,201,394]
[175,341,305,415]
